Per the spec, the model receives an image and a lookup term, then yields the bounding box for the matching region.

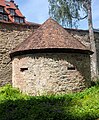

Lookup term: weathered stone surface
[0,22,39,86]
[12,53,91,96]
[67,29,99,72]
[0,22,99,87]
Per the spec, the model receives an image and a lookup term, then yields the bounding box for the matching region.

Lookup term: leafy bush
[0,84,99,120]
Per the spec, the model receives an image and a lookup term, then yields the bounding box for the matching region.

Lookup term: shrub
[0,84,99,120]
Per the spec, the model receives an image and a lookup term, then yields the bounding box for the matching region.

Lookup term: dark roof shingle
[11,18,92,55]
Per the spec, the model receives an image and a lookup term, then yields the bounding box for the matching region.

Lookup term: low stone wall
[12,53,91,96]
[0,22,39,86]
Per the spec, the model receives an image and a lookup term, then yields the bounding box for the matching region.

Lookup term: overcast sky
[15,0,99,30]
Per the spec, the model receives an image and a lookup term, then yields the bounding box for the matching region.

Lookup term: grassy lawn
[0,84,99,120]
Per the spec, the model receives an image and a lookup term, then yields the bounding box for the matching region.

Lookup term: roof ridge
[36,18,88,49]
[47,18,88,50]
[11,18,92,55]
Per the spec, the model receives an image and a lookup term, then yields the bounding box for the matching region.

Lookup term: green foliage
[48,0,91,28]
[0,84,99,120]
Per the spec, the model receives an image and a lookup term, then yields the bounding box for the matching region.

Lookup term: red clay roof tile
[15,9,24,17]
[0,0,5,7]
[0,0,40,26]
[0,0,16,9]
[0,0,24,22]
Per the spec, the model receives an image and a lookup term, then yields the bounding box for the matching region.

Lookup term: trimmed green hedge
[0,84,99,120]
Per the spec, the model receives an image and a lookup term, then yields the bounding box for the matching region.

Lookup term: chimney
[10,0,14,3]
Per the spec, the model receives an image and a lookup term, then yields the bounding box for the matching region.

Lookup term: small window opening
[0,7,3,13]
[20,18,24,23]
[20,68,28,72]
[10,9,15,15]
[0,14,3,20]
[3,15,8,21]
[14,17,20,23]
[67,65,76,70]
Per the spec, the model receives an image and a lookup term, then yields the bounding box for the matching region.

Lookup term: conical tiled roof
[11,18,92,56]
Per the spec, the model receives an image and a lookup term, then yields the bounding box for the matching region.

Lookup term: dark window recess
[20,18,24,23]
[14,17,20,23]
[20,68,28,72]
[14,17,24,23]
[67,66,75,70]
[10,9,15,15]
[3,15,8,21]
[0,7,3,13]
[0,14,3,20]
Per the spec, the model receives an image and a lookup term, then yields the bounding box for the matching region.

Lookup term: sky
[14,0,99,30]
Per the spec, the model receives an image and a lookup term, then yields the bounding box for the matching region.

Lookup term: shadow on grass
[0,95,97,120]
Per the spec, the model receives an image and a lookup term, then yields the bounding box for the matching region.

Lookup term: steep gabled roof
[11,18,92,56]
[0,0,40,26]
[0,0,24,22]
[0,0,23,16]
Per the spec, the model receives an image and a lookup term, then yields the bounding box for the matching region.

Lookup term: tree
[48,0,88,28]
[48,0,98,79]
[86,0,97,79]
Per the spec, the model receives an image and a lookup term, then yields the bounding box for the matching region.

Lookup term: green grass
[0,84,99,120]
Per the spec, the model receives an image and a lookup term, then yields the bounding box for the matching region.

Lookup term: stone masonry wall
[67,29,99,72]
[12,53,91,96]
[0,22,99,86]
[0,22,39,86]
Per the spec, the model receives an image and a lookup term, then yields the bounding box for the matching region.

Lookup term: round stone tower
[10,18,93,96]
